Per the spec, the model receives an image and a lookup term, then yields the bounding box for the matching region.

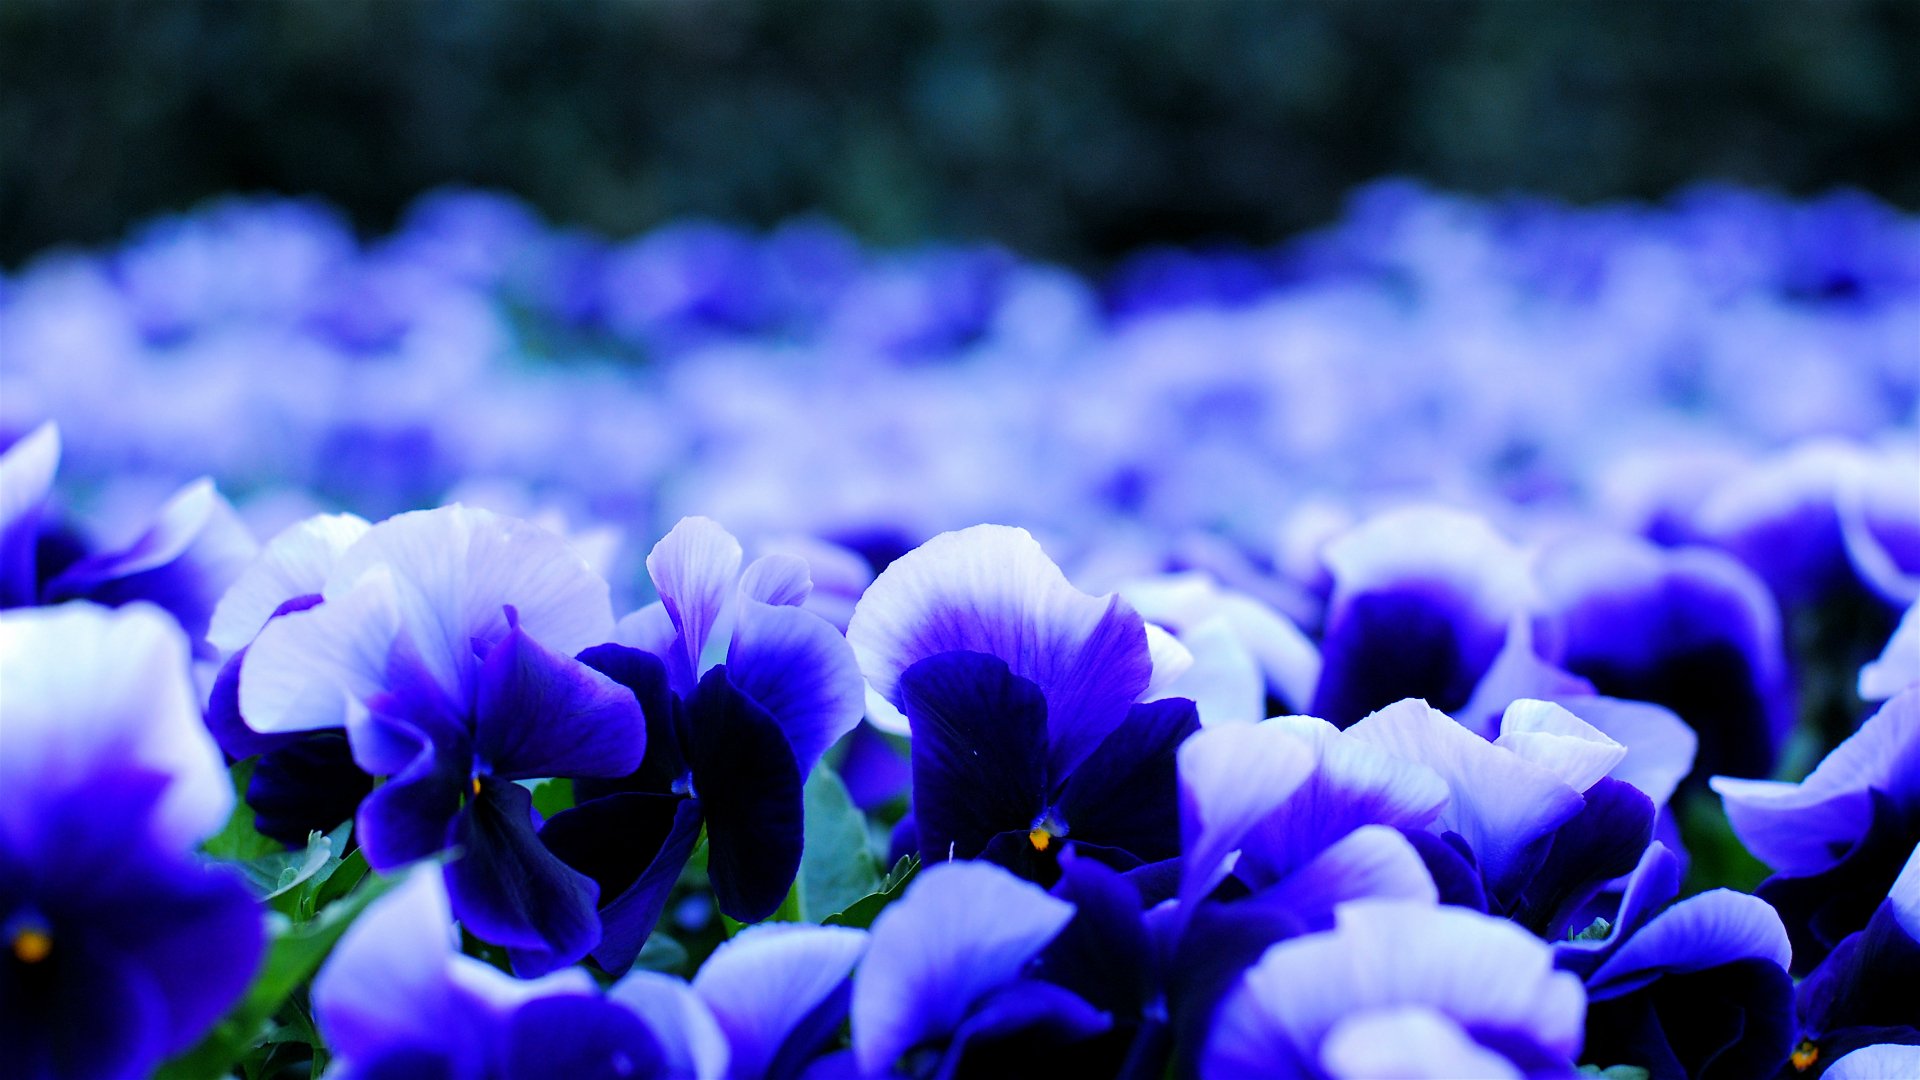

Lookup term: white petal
[207,512,370,655]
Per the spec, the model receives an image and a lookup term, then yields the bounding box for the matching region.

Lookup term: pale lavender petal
[1175,720,1318,906]
[1826,1044,1920,1080]
[646,516,744,679]
[693,924,868,1080]
[1319,1008,1523,1080]
[1259,825,1438,932]
[1454,618,1593,739]
[0,601,230,851]
[1709,687,1920,874]
[1494,698,1627,794]
[607,971,731,1080]
[1586,888,1792,999]
[239,569,401,736]
[1557,695,1697,808]
[1859,601,1920,702]
[740,553,813,608]
[0,421,59,605]
[852,860,1075,1076]
[848,524,1151,777]
[207,512,369,655]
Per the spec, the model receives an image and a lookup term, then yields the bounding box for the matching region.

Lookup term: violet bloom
[1555,843,1794,1079]
[313,868,726,1080]
[692,924,868,1080]
[202,512,375,845]
[0,603,262,1080]
[1535,534,1791,780]
[849,861,1108,1079]
[237,505,648,974]
[1786,845,1920,1076]
[847,525,1194,880]
[1202,900,1588,1079]
[541,517,865,972]
[0,422,256,653]
[1308,507,1534,727]
[1712,688,1920,973]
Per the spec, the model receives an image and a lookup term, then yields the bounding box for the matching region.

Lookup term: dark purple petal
[726,597,865,777]
[1054,697,1200,866]
[1312,580,1509,727]
[901,651,1049,863]
[1509,777,1656,939]
[1035,852,1155,1020]
[354,716,467,870]
[934,979,1113,1080]
[205,647,300,761]
[541,792,704,976]
[444,778,601,975]
[473,621,647,781]
[249,732,374,847]
[1758,789,1920,975]
[1404,829,1489,912]
[501,994,667,1080]
[1582,958,1795,1080]
[687,666,805,923]
[576,643,689,797]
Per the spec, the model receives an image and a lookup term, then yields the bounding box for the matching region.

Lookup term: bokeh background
[4,0,1918,267]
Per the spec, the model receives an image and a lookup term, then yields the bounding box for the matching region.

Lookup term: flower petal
[473,619,647,781]
[647,516,744,680]
[1174,719,1317,907]
[687,666,805,923]
[1493,698,1627,794]
[444,778,602,975]
[848,524,1151,778]
[901,651,1050,863]
[541,792,704,976]
[693,924,869,1080]
[1054,696,1200,865]
[727,597,866,776]
[206,512,370,656]
[740,552,813,607]
[0,421,59,606]
[607,971,731,1080]
[1318,1007,1522,1080]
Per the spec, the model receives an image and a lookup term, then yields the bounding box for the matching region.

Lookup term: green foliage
[824,855,921,930]
[799,765,884,922]
[202,760,279,863]
[1578,1067,1652,1080]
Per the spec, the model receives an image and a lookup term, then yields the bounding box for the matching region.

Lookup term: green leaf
[157,870,397,1080]
[824,854,919,929]
[1571,917,1612,942]
[799,765,881,921]
[1577,1067,1652,1080]
[202,760,279,863]
[719,880,804,937]
[530,777,575,819]
[634,932,689,974]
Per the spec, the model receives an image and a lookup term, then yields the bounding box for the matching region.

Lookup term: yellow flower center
[1791,1040,1819,1071]
[1028,828,1051,852]
[11,929,51,965]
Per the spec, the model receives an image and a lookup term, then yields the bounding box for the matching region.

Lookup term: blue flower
[236,505,648,973]
[692,924,869,1080]
[1786,845,1920,1076]
[1202,900,1588,1079]
[0,422,256,655]
[1555,843,1795,1080]
[0,603,263,1080]
[848,525,1194,879]
[312,868,723,1080]
[540,517,865,972]
[1712,688,1920,973]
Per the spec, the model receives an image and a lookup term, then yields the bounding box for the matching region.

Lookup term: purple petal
[1828,1045,1920,1080]
[1860,602,1920,702]
[1588,888,1792,1000]
[1510,777,1655,940]
[1454,618,1595,738]
[248,733,373,847]
[687,666,805,923]
[852,860,1075,1076]
[1174,720,1318,907]
[312,869,478,1068]
[1710,687,1920,875]
[1492,698,1627,794]
[541,792,703,975]
[726,597,865,776]
[692,924,868,1080]
[1054,697,1200,865]
[646,516,744,680]
[740,553,813,607]
[848,524,1152,779]
[902,651,1050,863]
[606,971,731,1080]
[1347,699,1585,902]
[0,421,59,607]
[1257,825,1438,932]
[501,994,666,1079]
[1318,1008,1524,1080]
[473,621,646,781]
[1556,694,1698,809]
[444,778,601,975]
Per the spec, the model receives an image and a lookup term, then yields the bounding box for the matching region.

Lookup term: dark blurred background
[3,0,1917,269]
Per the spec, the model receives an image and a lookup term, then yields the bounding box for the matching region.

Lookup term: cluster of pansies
[1,185,1917,1079]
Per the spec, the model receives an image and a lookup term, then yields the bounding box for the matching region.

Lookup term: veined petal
[1494,698,1627,794]
[727,597,865,776]
[852,861,1075,1076]
[740,552,813,607]
[207,512,369,655]
[848,524,1151,779]
[693,924,869,1080]
[240,568,401,736]
[1175,720,1317,907]
[444,778,602,975]
[1347,699,1584,901]
[1557,695,1697,809]
[687,666,805,923]
[647,516,744,680]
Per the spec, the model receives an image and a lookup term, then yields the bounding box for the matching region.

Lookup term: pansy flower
[848,861,1108,1079]
[1307,507,1534,727]
[236,505,648,974]
[1535,533,1791,781]
[0,421,256,654]
[0,603,262,1080]
[1785,845,1920,1076]
[313,867,727,1080]
[692,923,869,1080]
[540,516,865,972]
[1202,900,1589,1079]
[847,525,1195,881]
[1555,843,1795,1079]
[1712,688,1920,973]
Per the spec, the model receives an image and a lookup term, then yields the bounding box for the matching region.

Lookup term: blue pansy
[1536,534,1791,781]
[848,525,1192,879]
[849,860,1109,1079]
[236,505,648,974]
[1202,900,1589,1079]
[692,923,869,1080]
[1555,843,1795,1080]
[0,603,263,1080]
[312,868,725,1080]
[0,422,256,654]
[1786,845,1920,1076]
[1712,688,1920,973]
[540,516,865,972]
